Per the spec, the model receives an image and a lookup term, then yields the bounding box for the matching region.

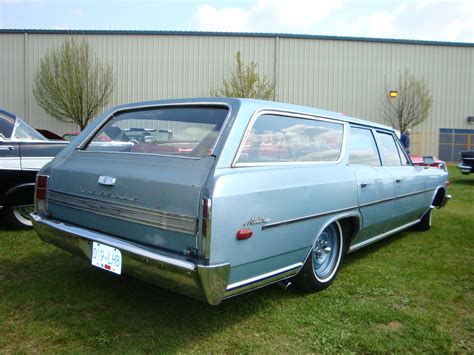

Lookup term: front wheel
[294,221,345,291]
[4,205,34,229]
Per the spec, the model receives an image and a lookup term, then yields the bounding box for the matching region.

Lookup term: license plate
[91,242,122,275]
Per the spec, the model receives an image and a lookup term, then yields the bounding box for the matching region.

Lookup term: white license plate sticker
[91,242,122,275]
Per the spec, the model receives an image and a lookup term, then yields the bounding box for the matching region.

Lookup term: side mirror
[423,156,435,165]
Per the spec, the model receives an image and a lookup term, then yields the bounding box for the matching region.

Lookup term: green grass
[1,166,473,353]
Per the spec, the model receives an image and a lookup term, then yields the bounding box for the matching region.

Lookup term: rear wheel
[4,205,34,229]
[294,221,345,291]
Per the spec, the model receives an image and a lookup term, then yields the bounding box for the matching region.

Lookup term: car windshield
[12,118,47,141]
[84,105,229,158]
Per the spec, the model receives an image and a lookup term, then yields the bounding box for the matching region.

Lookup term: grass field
[0,166,473,353]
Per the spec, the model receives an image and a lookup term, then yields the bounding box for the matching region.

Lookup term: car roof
[110,97,395,133]
[0,108,16,120]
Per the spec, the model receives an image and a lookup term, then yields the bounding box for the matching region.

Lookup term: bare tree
[33,38,114,130]
[211,52,275,100]
[383,70,433,132]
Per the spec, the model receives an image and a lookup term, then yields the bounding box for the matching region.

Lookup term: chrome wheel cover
[12,206,34,227]
[312,222,342,282]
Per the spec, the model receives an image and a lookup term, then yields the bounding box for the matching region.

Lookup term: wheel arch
[431,186,446,209]
[4,183,35,208]
[337,215,362,252]
[299,211,362,268]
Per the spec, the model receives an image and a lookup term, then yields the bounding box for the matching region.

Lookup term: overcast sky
[0,0,473,43]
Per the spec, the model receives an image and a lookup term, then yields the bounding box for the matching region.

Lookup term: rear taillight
[35,174,49,213]
[201,198,212,259]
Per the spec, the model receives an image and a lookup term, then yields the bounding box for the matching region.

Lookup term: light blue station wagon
[31,98,450,305]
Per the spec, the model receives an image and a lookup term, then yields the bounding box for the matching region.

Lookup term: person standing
[400,129,411,153]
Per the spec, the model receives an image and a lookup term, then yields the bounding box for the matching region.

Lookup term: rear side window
[348,127,381,166]
[394,138,411,166]
[85,106,228,158]
[12,118,47,141]
[236,114,344,164]
[376,132,403,166]
[0,113,15,139]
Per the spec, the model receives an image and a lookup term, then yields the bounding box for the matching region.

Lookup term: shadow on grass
[1,228,417,350]
[0,246,287,352]
[451,178,474,186]
[0,221,439,352]
[343,230,409,266]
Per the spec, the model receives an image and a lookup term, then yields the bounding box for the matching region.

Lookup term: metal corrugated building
[1,29,473,159]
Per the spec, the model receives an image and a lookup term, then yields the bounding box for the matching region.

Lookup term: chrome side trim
[262,205,358,230]
[359,188,435,208]
[263,187,434,230]
[0,145,16,150]
[348,219,420,252]
[397,188,433,199]
[359,196,395,208]
[48,190,197,235]
[225,263,302,297]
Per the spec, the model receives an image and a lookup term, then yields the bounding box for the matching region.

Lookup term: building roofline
[1,29,473,48]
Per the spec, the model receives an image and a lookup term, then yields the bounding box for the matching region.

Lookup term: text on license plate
[91,242,122,275]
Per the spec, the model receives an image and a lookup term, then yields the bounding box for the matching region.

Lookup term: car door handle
[0,146,15,151]
[395,178,403,183]
[360,183,371,188]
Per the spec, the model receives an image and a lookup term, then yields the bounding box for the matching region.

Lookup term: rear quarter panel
[208,164,358,285]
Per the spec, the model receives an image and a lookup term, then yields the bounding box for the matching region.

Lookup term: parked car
[35,128,65,140]
[62,132,79,140]
[63,131,110,142]
[0,109,68,228]
[410,154,447,171]
[457,151,474,174]
[31,98,450,305]
[123,128,174,143]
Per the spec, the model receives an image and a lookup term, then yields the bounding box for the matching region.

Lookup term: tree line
[33,38,432,133]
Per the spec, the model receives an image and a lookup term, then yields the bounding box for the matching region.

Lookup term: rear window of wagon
[84,105,229,158]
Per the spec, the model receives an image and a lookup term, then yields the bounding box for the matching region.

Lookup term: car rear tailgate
[45,151,214,255]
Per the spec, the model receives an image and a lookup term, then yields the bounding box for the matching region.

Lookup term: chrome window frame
[77,102,232,160]
[392,132,413,166]
[347,125,383,166]
[11,117,48,141]
[375,130,405,167]
[232,109,347,168]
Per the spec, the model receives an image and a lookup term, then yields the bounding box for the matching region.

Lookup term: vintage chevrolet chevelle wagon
[31,98,450,305]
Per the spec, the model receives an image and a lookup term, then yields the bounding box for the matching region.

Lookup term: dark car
[35,128,65,140]
[0,109,68,228]
[457,151,474,175]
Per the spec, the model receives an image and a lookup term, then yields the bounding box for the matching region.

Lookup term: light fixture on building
[389,90,398,98]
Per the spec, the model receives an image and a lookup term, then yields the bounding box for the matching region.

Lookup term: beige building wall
[1,30,473,158]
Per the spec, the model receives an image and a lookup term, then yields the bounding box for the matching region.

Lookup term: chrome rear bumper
[31,213,230,305]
